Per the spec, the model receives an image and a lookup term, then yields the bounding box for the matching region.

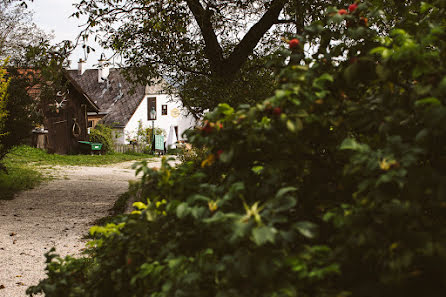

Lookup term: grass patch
[5,145,154,167]
[0,161,45,200]
[0,145,154,200]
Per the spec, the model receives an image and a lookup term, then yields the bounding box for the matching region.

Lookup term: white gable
[122,93,196,144]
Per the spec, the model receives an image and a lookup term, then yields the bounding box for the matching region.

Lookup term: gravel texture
[0,159,162,297]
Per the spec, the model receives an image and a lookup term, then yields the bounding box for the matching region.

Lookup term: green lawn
[0,145,153,200]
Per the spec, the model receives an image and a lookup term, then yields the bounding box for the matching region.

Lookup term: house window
[148,97,157,120]
[162,105,167,115]
[88,120,93,128]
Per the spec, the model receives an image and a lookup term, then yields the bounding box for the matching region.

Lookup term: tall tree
[75,0,355,115]
[75,0,423,115]
[0,0,52,64]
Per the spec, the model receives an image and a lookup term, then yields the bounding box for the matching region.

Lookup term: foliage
[0,155,44,200]
[89,124,115,153]
[0,67,41,160]
[0,59,10,169]
[129,120,166,145]
[74,0,363,116]
[28,2,446,297]
[0,0,52,64]
[176,143,208,164]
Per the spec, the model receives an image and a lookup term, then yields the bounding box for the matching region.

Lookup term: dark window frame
[147,97,157,120]
[162,104,167,115]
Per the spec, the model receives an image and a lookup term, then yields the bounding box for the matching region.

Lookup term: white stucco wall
[112,128,125,144]
[121,94,196,144]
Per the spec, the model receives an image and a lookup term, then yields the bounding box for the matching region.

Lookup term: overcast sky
[28,0,107,69]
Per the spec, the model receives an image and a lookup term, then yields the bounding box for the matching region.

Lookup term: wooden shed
[42,71,99,154]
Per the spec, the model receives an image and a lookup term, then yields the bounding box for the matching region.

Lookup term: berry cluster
[338,2,368,27]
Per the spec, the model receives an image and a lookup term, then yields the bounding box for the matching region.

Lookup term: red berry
[217,150,224,158]
[273,107,282,115]
[127,258,132,265]
[348,3,358,13]
[218,123,223,129]
[288,38,300,49]
[338,9,348,15]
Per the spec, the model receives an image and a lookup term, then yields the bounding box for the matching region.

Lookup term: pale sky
[28,0,108,69]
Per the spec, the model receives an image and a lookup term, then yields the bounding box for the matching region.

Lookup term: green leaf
[313,73,334,90]
[415,97,441,107]
[370,47,392,59]
[276,187,297,199]
[421,2,434,13]
[252,226,277,245]
[315,90,329,98]
[286,120,296,132]
[251,165,264,174]
[176,203,189,218]
[339,138,369,152]
[217,103,234,116]
[294,221,318,239]
[132,202,147,210]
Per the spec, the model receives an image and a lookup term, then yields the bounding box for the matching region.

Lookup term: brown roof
[66,68,164,128]
[14,68,99,112]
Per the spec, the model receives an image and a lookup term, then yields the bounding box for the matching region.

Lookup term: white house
[121,88,196,144]
[66,59,197,144]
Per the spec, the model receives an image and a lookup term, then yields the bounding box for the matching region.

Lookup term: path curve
[0,159,159,297]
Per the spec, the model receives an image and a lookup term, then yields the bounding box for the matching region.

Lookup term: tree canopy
[0,0,52,64]
[74,0,358,115]
[74,0,431,115]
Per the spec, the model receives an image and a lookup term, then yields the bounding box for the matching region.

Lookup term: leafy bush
[89,124,115,153]
[28,2,446,297]
[0,60,9,159]
[1,60,38,168]
[176,143,208,163]
[126,120,166,145]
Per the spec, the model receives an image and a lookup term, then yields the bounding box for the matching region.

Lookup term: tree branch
[275,19,295,24]
[223,0,287,77]
[186,0,225,76]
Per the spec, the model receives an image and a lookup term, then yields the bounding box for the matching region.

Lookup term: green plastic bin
[78,141,103,154]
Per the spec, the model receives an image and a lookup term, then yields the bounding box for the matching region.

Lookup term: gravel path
[0,158,167,297]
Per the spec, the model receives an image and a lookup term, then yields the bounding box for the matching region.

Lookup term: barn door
[47,111,70,154]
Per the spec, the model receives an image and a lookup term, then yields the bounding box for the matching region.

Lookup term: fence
[114,143,150,154]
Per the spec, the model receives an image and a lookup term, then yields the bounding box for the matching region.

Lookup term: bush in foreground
[28,2,446,297]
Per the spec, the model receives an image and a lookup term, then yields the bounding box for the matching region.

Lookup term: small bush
[89,124,114,153]
[176,142,208,164]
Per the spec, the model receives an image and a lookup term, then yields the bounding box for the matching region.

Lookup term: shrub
[28,2,446,297]
[176,143,208,164]
[89,124,114,153]
[0,60,10,170]
[0,61,38,168]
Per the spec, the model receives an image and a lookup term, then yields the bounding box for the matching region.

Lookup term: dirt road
[0,159,162,297]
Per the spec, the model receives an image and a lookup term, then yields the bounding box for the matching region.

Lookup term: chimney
[78,59,86,75]
[98,54,110,83]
